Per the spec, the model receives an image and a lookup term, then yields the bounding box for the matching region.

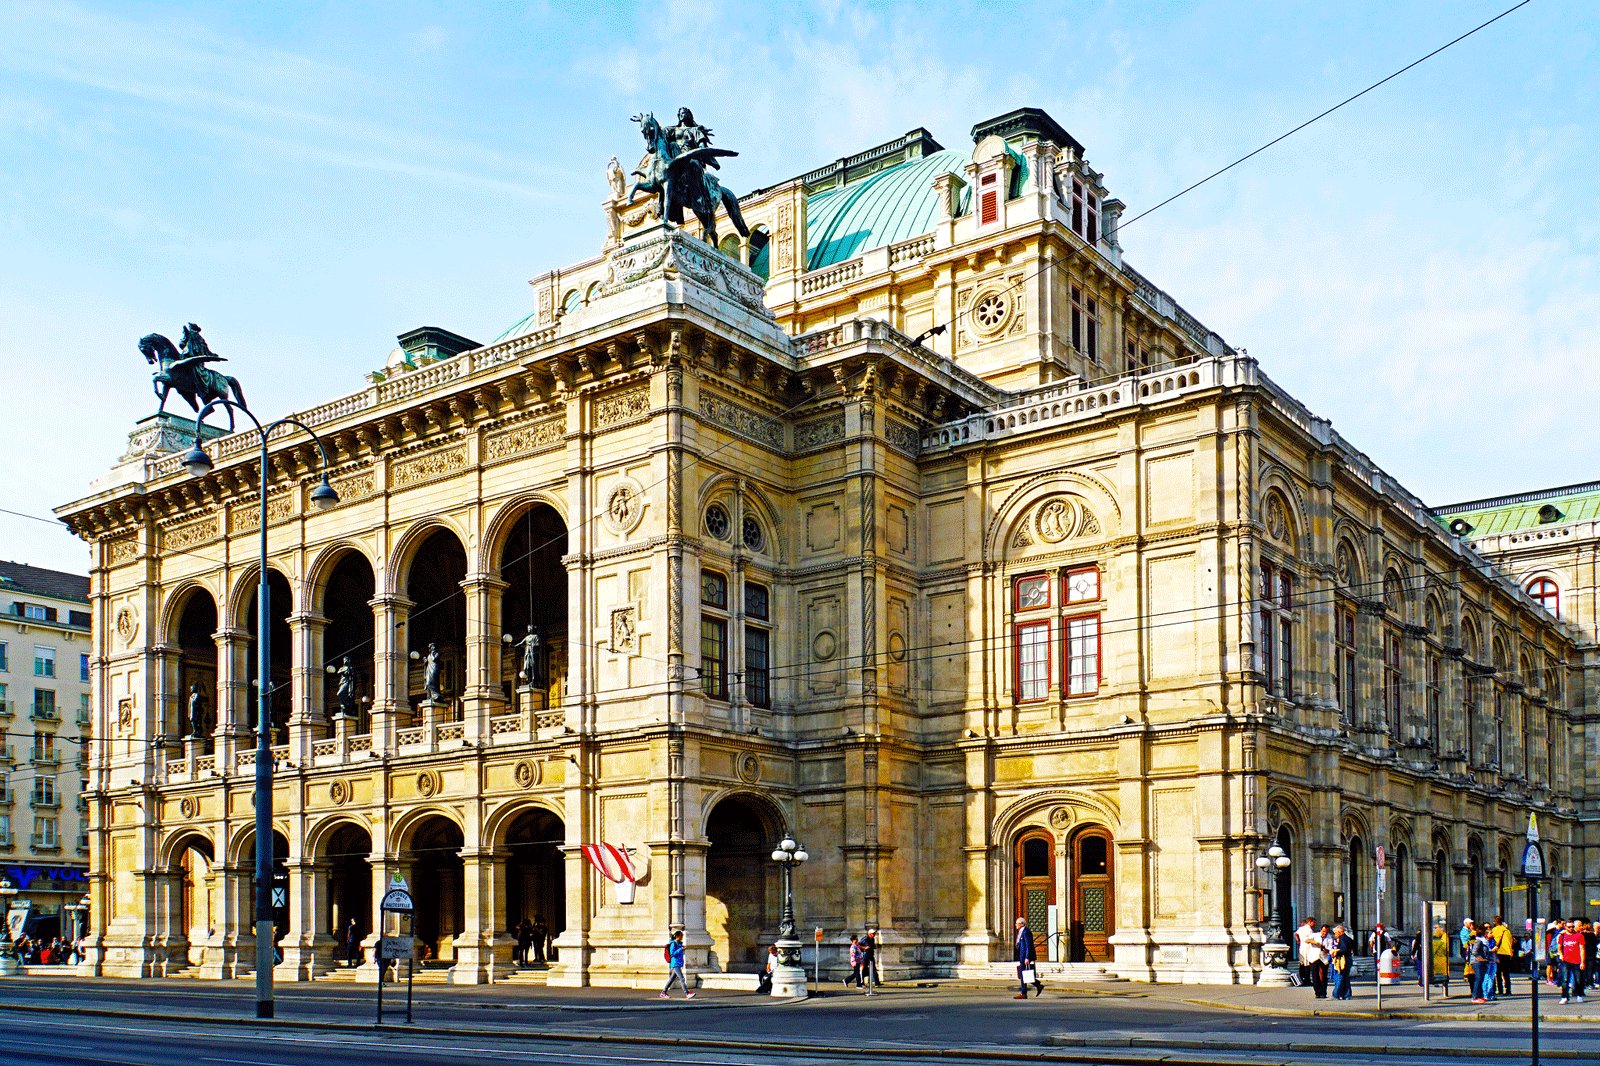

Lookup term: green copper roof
[1432,481,1600,537]
[804,149,969,270]
[494,310,539,344]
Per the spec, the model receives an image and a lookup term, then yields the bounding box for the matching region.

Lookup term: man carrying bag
[1014,917,1043,999]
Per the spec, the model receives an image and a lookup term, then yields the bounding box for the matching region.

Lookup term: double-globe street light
[769,836,809,998]
[183,397,339,1019]
[1255,843,1293,985]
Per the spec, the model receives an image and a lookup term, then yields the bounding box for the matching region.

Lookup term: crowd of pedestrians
[7,934,83,966]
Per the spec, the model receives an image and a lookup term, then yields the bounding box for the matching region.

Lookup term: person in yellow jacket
[1490,915,1515,997]
[1430,923,1452,996]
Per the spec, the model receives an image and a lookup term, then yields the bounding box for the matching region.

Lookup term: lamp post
[0,878,18,976]
[1255,844,1293,986]
[183,397,339,1019]
[768,836,809,998]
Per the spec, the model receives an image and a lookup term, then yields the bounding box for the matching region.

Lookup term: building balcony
[31,796,61,810]
[31,752,60,768]
[30,836,62,852]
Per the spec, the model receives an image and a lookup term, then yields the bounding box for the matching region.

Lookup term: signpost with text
[1521,814,1545,1066]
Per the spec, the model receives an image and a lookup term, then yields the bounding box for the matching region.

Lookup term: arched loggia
[406,815,464,964]
[502,808,565,966]
[319,551,376,732]
[404,530,467,717]
[172,588,219,746]
[497,504,568,711]
[243,570,293,740]
[705,795,780,973]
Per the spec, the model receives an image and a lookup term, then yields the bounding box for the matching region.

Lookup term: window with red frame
[1526,578,1559,616]
[979,172,999,226]
[1065,566,1100,604]
[1016,621,1051,701]
[1066,615,1100,696]
[1015,574,1052,612]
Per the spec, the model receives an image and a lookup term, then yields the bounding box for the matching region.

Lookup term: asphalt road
[1,978,1596,1066]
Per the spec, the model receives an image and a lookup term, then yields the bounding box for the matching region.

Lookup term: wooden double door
[1014,826,1115,963]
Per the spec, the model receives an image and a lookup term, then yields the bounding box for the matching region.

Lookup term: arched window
[1346,835,1363,930]
[1526,578,1559,617]
[561,289,581,316]
[1394,844,1410,931]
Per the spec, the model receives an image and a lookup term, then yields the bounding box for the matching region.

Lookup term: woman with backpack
[659,929,694,999]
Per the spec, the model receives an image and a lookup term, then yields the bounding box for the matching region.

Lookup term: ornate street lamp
[185,396,338,1019]
[0,878,19,976]
[768,836,809,998]
[1255,844,1293,986]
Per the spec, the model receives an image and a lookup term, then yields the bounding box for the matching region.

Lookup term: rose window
[974,292,1007,330]
[704,503,731,540]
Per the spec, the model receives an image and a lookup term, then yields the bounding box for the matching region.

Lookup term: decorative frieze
[390,444,468,488]
[594,386,650,428]
[794,415,845,452]
[483,416,565,462]
[884,418,920,457]
[699,393,784,451]
[163,516,219,552]
[330,468,375,502]
[104,536,138,566]
[231,494,295,533]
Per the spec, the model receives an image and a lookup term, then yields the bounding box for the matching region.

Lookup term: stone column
[370,595,412,754]
[214,628,251,765]
[278,858,333,981]
[461,575,508,744]
[199,863,250,979]
[450,847,512,984]
[287,612,328,763]
[151,867,187,976]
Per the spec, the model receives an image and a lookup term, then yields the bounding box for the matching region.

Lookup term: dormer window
[1072,178,1099,243]
[1537,504,1564,524]
[979,172,1000,226]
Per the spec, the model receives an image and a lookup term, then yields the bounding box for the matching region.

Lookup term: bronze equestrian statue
[628,108,750,244]
[140,323,250,426]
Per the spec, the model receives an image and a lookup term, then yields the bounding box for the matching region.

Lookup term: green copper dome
[804,149,969,270]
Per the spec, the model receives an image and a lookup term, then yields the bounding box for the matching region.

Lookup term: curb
[1180,995,1600,1024]
[1048,1034,1595,1061]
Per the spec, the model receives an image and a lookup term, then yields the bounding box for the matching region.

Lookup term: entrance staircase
[961,960,1122,984]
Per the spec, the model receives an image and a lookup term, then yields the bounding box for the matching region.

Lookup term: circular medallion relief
[812,631,837,661]
[887,632,907,662]
[1335,543,1356,588]
[971,289,1011,337]
[1036,498,1072,543]
[417,771,438,798]
[329,780,350,806]
[179,796,200,819]
[604,481,645,535]
[115,606,138,646]
[1265,494,1289,543]
[514,759,541,790]
[1048,806,1071,830]
[736,753,761,783]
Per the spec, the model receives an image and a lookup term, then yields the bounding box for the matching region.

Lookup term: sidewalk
[1128,976,1600,1023]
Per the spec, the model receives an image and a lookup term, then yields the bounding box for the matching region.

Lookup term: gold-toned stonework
[391,445,468,488]
[484,416,564,462]
[594,386,649,428]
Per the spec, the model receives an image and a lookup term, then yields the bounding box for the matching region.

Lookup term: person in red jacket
[1556,920,1587,1004]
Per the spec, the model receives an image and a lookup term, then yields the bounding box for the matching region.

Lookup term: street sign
[381,873,414,913]
[814,927,823,943]
[1521,841,1545,880]
[379,935,414,961]
[1376,869,1387,894]
[1527,812,1540,842]
[1375,844,1386,870]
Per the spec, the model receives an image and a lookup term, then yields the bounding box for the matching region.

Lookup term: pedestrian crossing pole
[1374,844,1386,1016]
[1521,813,1545,1066]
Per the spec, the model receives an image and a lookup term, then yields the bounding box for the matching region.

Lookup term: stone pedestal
[769,937,809,999]
[1256,940,1294,986]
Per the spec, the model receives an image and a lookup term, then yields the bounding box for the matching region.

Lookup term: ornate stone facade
[58,107,1595,988]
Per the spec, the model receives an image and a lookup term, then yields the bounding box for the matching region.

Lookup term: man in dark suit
[1014,917,1043,998]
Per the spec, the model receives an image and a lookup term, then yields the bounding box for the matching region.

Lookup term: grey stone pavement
[1,973,1597,1065]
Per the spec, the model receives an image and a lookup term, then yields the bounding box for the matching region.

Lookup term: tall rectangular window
[1493,686,1504,768]
[0,811,10,846]
[1335,608,1357,724]
[745,626,770,708]
[34,815,57,849]
[0,642,8,671]
[32,774,55,806]
[1066,615,1100,696]
[979,172,999,226]
[34,646,55,678]
[78,693,91,725]
[1071,178,1099,243]
[1015,621,1051,701]
[700,619,727,700]
[32,689,56,720]
[1070,286,1099,363]
[1383,633,1402,736]
[1259,563,1295,698]
[32,731,54,761]
[79,653,90,682]
[1427,656,1442,746]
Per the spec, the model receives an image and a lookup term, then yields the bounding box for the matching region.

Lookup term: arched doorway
[503,808,565,964]
[407,815,464,964]
[1274,824,1295,944]
[172,589,218,745]
[1394,844,1410,932]
[320,552,375,733]
[1013,830,1055,960]
[497,505,568,710]
[1346,835,1363,929]
[1432,846,1449,905]
[322,822,372,963]
[705,795,776,972]
[172,835,215,967]
[1070,827,1114,962]
[243,570,293,741]
[236,829,290,952]
[1466,840,1484,922]
[404,530,467,716]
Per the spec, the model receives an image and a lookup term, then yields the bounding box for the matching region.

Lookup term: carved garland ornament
[391,445,468,489]
[595,386,650,428]
[484,417,564,462]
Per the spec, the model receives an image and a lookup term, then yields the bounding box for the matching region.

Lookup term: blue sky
[2,0,1596,572]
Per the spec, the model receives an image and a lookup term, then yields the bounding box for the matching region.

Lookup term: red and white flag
[580,842,636,884]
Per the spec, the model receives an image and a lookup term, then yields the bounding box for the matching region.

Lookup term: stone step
[958,961,1122,983]
[695,971,761,990]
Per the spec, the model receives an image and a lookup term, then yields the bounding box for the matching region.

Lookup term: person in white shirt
[1296,918,1328,998]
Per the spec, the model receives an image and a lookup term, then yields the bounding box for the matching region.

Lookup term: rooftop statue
[139,322,250,428]
[628,107,750,244]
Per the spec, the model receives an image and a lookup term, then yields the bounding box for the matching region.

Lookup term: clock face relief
[1067,568,1100,603]
[1017,576,1051,610]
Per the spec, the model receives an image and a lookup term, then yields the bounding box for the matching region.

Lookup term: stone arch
[306,540,378,608]
[738,483,786,562]
[747,225,771,280]
[482,493,570,571]
[483,798,566,850]
[991,788,1119,844]
[1264,787,1310,838]
[985,470,1122,563]
[1382,563,1410,621]
[165,584,221,743]
[1460,614,1483,660]
[158,827,217,870]
[161,579,223,644]
[388,518,473,597]
[226,563,296,629]
[699,787,788,839]
[584,280,603,305]
[304,813,374,861]
[315,819,374,951]
[1339,806,1373,846]
[1256,464,1309,553]
[1332,532,1365,593]
[703,790,786,972]
[1259,487,1300,553]
[227,822,292,868]
[386,804,467,856]
[496,804,567,955]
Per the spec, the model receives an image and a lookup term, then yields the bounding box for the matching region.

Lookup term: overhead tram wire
[937,0,1539,345]
[6,0,1544,720]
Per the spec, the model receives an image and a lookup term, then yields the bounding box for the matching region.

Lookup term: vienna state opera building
[57,107,1598,986]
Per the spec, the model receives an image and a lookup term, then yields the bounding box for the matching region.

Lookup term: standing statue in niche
[188,683,208,739]
[627,107,750,243]
[334,656,357,719]
[422,642,444,703]
[517,625,545,688]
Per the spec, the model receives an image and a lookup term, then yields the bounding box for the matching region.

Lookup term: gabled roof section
[804,148,969,270]
[0,560,89,603]
[1431,480,1600,536]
